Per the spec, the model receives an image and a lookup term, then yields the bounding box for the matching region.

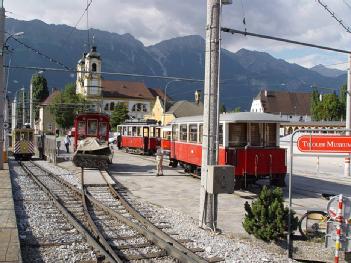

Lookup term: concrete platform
[0,163,22,263]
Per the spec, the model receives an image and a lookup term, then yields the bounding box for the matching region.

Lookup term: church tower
[76,46,102,97]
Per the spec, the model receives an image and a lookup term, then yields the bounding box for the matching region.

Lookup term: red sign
[297,135,351,153]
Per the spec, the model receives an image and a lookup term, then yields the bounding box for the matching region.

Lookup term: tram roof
[170,112,286,124]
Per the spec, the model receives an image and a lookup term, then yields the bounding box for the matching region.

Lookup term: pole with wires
[199,0,223,231]
[345,54,351,177]
[0,3,5,169]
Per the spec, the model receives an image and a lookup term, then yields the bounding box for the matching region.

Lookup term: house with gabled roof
[250,89,312,122]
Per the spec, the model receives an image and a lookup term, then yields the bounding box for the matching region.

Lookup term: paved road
[109,145,351,235]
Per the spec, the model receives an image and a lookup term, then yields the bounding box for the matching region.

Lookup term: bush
[242,186,298,241]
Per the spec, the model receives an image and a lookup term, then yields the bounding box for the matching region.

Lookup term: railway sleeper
[119,250,168,261]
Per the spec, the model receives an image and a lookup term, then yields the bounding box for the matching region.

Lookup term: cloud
[5,0,351,68]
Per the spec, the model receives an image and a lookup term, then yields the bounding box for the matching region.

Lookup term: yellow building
[145,91,203,125]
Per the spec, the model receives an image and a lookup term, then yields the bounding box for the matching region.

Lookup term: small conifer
[242,186,298,241]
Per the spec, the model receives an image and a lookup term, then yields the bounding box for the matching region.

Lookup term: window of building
[189,124,198,143]
[199,124,203,143]
[104,104,109,111]
[92,63,97,72]
[110,102,115,111]
[180,124,188,141]
[228,123,247,147]
[172,125,179,141]
[132,103,147,112]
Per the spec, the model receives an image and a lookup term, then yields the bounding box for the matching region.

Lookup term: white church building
[76,46,162,120]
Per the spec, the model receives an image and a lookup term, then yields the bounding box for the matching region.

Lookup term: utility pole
[29,81,33,129]
[345,54,351,177]
[22,87,25,126]
[199,0,225,230]
[0,2,5,169]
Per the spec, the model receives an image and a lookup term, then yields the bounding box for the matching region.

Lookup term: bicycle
[298,210,329,239]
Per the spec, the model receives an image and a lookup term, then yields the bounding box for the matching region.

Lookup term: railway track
[21,160,216,262]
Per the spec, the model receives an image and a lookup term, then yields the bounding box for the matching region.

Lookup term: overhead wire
[62,0,93,49]
[316,0,351,33]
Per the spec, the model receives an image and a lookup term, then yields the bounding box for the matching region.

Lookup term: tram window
[87,120,98,135]
[137,127,142,137]
[143,127,149,137]
[150,127,155,137]
[250,123,263,146]
[180,124,188,141]
[219,124,223,146]
[122,127,127,136]
[172,125,179,141]
[15,131,20,141]
[189,124,198,143]
[28,132,33,142]
[78,121,86,136]
[199,124,203,143]
[99,122,107,137]
[128,127,132,136]
[132,127,137,136]
[155,128,161,138]
[164,131,171,140]
[228,123,247,147]
[265,123,277,147]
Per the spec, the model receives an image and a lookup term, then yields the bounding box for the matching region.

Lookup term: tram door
[143,127,149,151]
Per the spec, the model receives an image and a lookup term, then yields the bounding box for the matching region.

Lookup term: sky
[5,0,351,70]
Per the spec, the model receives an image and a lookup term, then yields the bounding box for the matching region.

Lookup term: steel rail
[19,161,118,263]
[80,168,123,263]
[100,170,209,263]
[29,161,208,262]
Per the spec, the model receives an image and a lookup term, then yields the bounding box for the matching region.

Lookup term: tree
[219,103,226,113]
[243,186,298,241]
[32,74,49,119]
[231,106,241,112]
[111,102,129,130]
[50,83,86,129]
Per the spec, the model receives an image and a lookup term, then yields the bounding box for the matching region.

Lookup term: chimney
[195,90,201,104]
[264,90,268,97]
[92,46,97,52]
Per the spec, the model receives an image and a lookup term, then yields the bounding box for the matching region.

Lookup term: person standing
[64,134,71,153]
[155,146,163,176]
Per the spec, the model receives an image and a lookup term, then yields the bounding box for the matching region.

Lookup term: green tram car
[12,128,35,160]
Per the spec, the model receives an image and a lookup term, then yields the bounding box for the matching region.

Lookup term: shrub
[242,186,298,241]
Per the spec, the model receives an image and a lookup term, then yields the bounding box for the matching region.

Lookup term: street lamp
[2,31,24,56]
[163,79,181,125]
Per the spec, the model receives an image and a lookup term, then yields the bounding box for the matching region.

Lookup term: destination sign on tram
[297,135,351,153]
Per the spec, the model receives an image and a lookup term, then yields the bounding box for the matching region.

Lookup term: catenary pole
[199,0,221,230]
[345,54,351,176]
[0,2,5,169]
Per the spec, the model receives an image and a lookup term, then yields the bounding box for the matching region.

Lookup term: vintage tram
[73,112,110,150]
[72,112,112,169]
[12,127,35,160]
[169,112,287,188]
[118,120,161,155]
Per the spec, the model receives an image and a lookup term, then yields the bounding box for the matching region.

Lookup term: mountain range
[5,18,347,110]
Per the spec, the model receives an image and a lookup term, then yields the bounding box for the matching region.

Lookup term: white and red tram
[169,112,287,188]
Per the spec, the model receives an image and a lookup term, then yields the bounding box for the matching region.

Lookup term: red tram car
[118,120,161,155]
[73,112,110,150]
[169,112,287,188]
